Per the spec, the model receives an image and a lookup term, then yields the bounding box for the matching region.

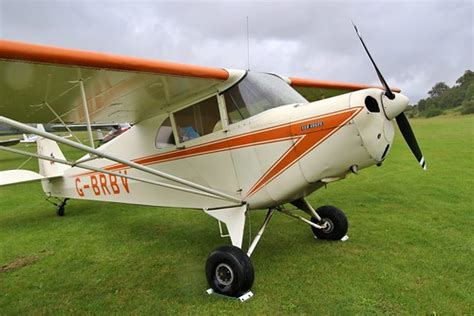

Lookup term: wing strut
[77,80,95,149]
[42,101,83,144]
[0,116,242,204]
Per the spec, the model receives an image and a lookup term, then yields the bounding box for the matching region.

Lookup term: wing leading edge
[0,39,230,124]
[288,77,401,102]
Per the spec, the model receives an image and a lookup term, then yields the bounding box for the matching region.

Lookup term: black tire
[310,205,348,240]
[205,245,254,297]
[56,206,65,217]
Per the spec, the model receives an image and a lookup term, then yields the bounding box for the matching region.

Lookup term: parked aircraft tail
[0,125,68,187]
[36,125,69,177]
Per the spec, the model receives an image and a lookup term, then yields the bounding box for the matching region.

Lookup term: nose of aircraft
[352,22,426,170]
[381,93,410,120]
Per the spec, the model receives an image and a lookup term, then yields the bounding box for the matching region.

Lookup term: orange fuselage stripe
[0,39,229,80]
[77,107,362,196]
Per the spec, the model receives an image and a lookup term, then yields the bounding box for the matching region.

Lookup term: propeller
[351,22,395,100]
[352,22,426,170]
[396,113,426,170]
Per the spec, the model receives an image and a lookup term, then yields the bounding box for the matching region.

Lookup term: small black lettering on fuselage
[301,121,324,131]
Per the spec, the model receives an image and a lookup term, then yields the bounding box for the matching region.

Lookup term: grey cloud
[1,0,472,102]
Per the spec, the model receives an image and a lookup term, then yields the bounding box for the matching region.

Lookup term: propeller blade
[351,22,395,100]
[396,113,426,170]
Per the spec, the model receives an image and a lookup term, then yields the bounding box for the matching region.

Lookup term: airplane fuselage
[42,84,395,210]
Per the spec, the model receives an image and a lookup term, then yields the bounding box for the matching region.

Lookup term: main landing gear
[203,199,348,300]
[205,245,254,298]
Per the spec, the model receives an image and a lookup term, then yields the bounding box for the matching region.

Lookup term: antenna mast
[246,16,250,71]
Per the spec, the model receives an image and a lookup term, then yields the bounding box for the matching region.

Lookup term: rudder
[36,125,69,177]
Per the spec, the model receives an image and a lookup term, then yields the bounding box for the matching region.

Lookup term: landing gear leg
[56,198,68,217]
[204,206,276,300]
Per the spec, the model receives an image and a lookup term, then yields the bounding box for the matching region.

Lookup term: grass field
[0,115,473,314]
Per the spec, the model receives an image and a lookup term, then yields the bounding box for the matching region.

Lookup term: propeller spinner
[352,22,427,170]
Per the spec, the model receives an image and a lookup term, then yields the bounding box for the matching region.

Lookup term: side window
[224,92,251,124]
[174,96,221,143]
[155,117,176,149]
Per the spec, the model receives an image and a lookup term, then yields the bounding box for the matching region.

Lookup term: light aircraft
[20,133,39,143]
[0,25,425,300]
[0,132,40,146]
[99,123,132,144]
[0,123,119,146]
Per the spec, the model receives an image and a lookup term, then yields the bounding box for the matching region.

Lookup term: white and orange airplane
[0,25,425,300]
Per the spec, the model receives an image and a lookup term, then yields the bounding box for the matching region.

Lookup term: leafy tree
[461,100,474,114]
[424,108,443,118]
[464,82,474,100]
[455,70,474,87]
[428,82,449,98]
[414,69,474,117]
[417,99,427,112]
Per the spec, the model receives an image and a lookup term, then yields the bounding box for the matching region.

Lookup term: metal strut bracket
[247,209,274,257]
[42,101,83,145]
[204,205,247,248]
[206,288,254,302]
[291,198,321,221]
[277,207,328,230]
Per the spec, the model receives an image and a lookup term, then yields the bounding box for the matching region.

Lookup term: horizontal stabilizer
[0,170,61,186]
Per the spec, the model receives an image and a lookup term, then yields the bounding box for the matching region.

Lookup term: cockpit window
[174,96,221,143]
[223,72,308,124]
[155,117,176,149]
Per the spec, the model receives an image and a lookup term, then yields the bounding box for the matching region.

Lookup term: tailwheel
[310,205,348,240]
[55,198,68,217]
[205,245,254,297]
[56,206,65,217]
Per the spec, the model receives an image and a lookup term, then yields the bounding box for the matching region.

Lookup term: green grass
[1,115,473,314]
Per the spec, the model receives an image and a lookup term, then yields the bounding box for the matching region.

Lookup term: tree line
[409,70,474,118]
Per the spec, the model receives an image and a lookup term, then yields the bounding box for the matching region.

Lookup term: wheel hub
[321,218,334,233]
[215,263,234,286]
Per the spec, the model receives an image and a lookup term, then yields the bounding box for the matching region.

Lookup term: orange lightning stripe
[245,107,361,197]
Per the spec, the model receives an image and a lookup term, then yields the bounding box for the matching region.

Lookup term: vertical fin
[36,124,69,177]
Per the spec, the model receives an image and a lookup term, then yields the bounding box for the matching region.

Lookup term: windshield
[224,72,308,123]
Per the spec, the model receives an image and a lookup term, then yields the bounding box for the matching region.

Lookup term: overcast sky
[1,0,472,102]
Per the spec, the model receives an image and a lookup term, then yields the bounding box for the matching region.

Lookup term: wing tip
[288,76,401,93]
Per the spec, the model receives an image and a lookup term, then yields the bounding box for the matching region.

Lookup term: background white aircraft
[0,25,425,299]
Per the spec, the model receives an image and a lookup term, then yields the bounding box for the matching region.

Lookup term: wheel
[205,245,254,297]
[56,206,65,217]
[310,205,348,240]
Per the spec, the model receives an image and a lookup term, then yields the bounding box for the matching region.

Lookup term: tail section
[36,132,69,177]
[0,125,68,188]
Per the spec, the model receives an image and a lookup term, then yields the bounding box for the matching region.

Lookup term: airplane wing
[0,39,398,125]
[0,40,229,124]
[288,77,401,102]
